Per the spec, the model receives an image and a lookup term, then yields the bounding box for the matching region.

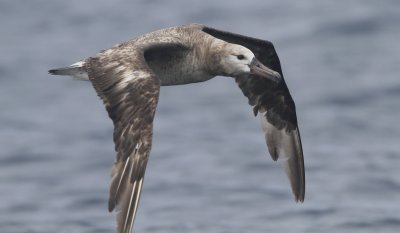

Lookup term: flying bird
[49,24,305,233]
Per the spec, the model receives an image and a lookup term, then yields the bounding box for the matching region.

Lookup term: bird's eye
[237,55,245,60]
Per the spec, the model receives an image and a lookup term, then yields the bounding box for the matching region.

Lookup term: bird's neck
[199,37,228,77]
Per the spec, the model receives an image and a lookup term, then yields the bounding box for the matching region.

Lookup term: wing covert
[87,51,160,233]
[202,26,305,202]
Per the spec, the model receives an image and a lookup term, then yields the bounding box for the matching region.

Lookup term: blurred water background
[1,0,400,232]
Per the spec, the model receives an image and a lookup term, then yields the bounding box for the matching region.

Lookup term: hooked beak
[249,58,282,84]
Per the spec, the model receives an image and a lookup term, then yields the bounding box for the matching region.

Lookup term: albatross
[49,23,305,233]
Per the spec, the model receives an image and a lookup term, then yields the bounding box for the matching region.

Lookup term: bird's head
[218,44,282,84]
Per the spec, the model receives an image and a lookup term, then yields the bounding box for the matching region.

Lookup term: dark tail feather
[48,66,77,76]
[48,62,89,80]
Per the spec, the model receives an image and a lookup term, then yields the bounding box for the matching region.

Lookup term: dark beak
[249,58,282,84]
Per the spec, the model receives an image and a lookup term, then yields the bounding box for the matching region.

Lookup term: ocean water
[1,0,400,232]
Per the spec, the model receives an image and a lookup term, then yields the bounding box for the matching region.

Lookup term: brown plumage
[49,23,305,233]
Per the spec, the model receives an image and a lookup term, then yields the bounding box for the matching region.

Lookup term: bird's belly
[147,59,213,86]
[158,70,214,86]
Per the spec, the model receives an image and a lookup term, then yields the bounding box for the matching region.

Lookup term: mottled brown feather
[86,42,169,233]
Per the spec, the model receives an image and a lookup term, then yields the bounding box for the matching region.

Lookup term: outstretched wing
[202,26,305,202]
[86,48,160,233]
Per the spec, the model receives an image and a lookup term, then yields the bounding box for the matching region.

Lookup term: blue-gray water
[1,1,400,232]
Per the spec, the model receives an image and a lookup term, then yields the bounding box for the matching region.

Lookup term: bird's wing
[86,39,187,233]
[202,26,305,202]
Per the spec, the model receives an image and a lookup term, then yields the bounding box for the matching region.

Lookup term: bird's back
[50,24,218,85]
[91,24,215,86]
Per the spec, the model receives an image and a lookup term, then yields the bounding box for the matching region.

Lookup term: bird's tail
[48,61,89,81]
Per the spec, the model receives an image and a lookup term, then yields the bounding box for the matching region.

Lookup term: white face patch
[221,44,256,76]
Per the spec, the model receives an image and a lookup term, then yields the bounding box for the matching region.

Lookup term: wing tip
[294,128,305,204]
[292,173,305,203]
[108,199,116,212]
[294,191,305,203]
